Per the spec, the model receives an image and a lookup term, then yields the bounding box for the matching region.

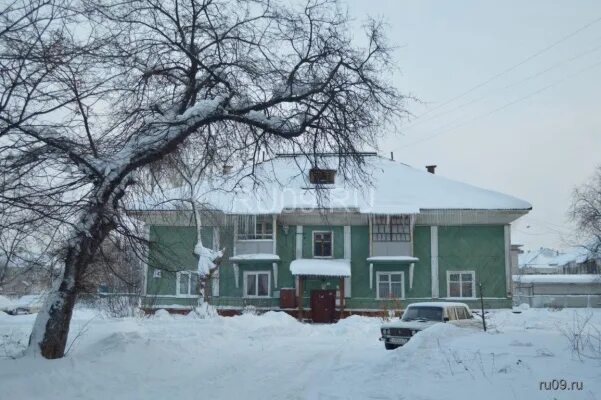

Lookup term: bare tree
[145,146,226,304]
[571,165,601,259]
[0,0,404,358]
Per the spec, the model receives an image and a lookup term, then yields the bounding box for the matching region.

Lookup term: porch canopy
[290,259,351,321]
[290,259,351,277]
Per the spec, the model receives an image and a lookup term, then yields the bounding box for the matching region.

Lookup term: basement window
[372,215,411,242]
[309,168,336,184]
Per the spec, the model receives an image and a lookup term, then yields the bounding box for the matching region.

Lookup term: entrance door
[310,290,336,323]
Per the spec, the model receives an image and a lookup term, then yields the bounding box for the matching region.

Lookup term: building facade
[135,154,531,318]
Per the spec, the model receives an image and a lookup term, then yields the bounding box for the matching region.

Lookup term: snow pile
[153,309,172,320]
[1,308,600,400]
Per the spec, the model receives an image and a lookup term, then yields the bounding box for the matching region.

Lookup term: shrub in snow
[190,303,218,319]
[242,305,258,316]
[378,298,403,322]
[91,295,141,318]
[560,311,601,360]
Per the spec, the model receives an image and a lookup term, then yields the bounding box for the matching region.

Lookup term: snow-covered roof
[366,256,419,263]
[137,155,531,215]
[230,254,280,262]
[513,274,601,284]
[290,259,351,277]
[519,247,592,269]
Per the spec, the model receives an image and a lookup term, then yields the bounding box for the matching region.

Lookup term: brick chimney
[426,165,436,174]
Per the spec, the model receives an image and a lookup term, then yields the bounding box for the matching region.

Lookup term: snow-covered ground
[1,307,600,400]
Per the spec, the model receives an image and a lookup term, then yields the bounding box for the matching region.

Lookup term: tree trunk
[28,264,79,358]
[28,210,111,359]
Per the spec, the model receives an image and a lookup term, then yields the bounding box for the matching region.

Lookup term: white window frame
[312,230,334,258]
[176,271,200,298]
[372,215,412,242]
[446,270,476,299]
[237,215,274,241]
[243,270,271,298]
[376,271,405,300]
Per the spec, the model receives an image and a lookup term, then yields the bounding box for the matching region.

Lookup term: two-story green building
[133,154,531,320]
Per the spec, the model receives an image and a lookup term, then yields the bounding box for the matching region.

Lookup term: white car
[13,294,46,314]
[380,302,477,350]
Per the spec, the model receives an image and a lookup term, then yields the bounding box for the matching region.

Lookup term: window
[377,272,405,299]
[237,215,273,240]
[309,168,336,184]
[402,306,442,322]
[243,271,270,298]
[447,271,475,298]
[372,215,411,242]
[153,269,162,278]
[455,307,470,320]
[313,231,333,257]
[177,271,200,297]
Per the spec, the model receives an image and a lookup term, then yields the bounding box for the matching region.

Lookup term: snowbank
[1,308,600,400]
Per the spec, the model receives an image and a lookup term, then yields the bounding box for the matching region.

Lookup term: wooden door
[310,289,336,323]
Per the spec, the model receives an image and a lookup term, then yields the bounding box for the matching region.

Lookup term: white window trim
[243,270,271,298]
[236,215,274,241]
[445,270,476,299]
[175,271,200,298]
[376,271,405,300]
[312,230,334,258]
[371,215,412,243]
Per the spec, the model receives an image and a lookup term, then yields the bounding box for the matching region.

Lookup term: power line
[401,40,601,131]
[395,58,601,149]
[407,15,601,122]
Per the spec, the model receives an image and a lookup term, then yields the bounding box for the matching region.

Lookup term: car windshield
[402,306,443,322]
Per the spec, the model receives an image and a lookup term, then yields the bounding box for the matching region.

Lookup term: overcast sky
[344,0,601,252]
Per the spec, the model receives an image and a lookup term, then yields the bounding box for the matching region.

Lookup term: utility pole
[479,282,487,332]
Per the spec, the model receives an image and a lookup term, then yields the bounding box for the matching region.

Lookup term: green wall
[145,221,510,310]
[301,225,344,259]
[437,225,507,298]
[146,225,213,296]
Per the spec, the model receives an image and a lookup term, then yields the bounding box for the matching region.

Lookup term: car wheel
[384,342,399,350]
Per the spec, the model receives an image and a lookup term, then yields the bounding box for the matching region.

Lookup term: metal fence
[513,294,601,308]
